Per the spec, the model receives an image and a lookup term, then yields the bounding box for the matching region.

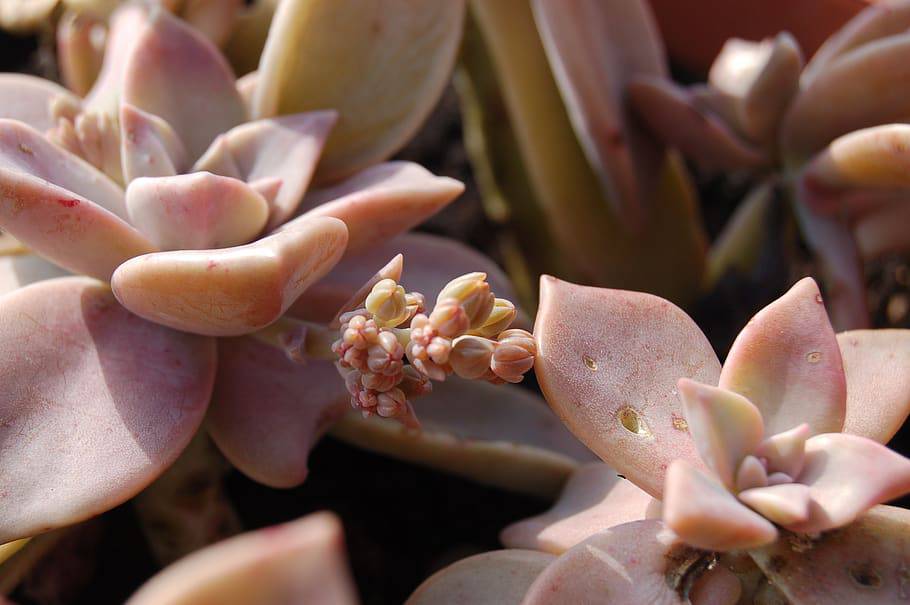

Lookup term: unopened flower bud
[426,336,452,365]
[365,279,409,327]
[437,272,495,328]
[406,291,426,316]
[361,371,400,392]
[470,298,516,338]
[491,330,536,383]
[366,330,405,375]
[376,388,407,418]
[429,299,470,338]
[449,335,497,379]
[497,329,537,355]
[399,366,432,399]
[342,314,379,350]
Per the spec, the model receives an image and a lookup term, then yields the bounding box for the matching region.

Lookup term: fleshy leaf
[126,512,357,605]
[331,377,596,499]
[688,565,742,605]
[534,277,719,498]
[754,423,810,478]
[194,112,336,229]
[287,162,464,256]
[677,379,764,488]
[500,463,658,554]
[788,433,910,533]
[111,217,347,336]
[405,550,553,605]
[207,336,348,488]
[122,8,245,160]
[750,505,910,604]
[0,74,80,132]
[530,0,666,231]
[738,483,811,526]
[663,460,778,552]
[0,0,57,31]
[521,520,689,605]
[125,173,269,251]
[735,455,768,492]
[120,103,188,182]
[0,277,216,543]
[253,0,464,181]
[839,330,910,443]
[82,4,148,117]
[855,200,910,259]
[57,11,105,98]
[719,277,847,435]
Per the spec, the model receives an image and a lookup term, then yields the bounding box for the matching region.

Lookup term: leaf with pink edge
[500,463,659,554]
[521,520,691,605]
[111,216,348,336]
[534,277,719,498]
[0,74,80,132]
[287,162,463,256]
[530,0,666,231]
[405,550,553,605]
[125,173,269,251]
[750,505,910,604]
[677,379,764,488]
[126,512,357,605]
[839,330,910,443]
[207,336,349,488]
[194,112,336,230]
[663,460,777,552]
[787,433,910,533]
[120,103,188,182]
[719,277,847,435]
[122,8,245,160]
[0,277,216,543]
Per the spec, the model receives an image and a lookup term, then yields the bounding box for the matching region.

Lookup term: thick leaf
[207,336,349,488]
[500,463,658,554]
[0,74,80,133]
[120,103,187,182]
[125,173,269,251]
[288,162,463,255]
[0,277,216,543]
[677,379,764,488]
[254,0,464,181]
[56,11,105,97]
[0,0,57,31]
[534,277,719,498]
[788,433,910,533]
[754,423,810,479]
[738,483,811,526]
[126,512,357,605]
[332,377,595,499]
[194,112,336,229]
[122,8,245,160]
[750,505,910,604]
[406,550,553,605]
[855,197,910,259]
[111,217,347,336]
[530,0,666,231]
[839,330,910,443]
[83,4,148,117]
[663,460,777,552]
[719,277,847,435]
[521,520,689,605]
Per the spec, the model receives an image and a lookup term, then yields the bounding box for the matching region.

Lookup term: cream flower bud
[365,278,410,327]
[491,329,536,383]
[377,388,407,418]
[497,329,537,354]
[449,335,496,379]
[429,299,470,338]
[470,298,516,338]
[426,336,452,365]
[437,273,495,328]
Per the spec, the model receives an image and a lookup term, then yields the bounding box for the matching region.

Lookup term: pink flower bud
[429,299,469,338]
[376,388,408,418]
[449,335,496,379]
[491,343,535,383]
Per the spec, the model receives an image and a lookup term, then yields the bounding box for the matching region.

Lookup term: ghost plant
[629,0,910,330]
[406,275,910,603]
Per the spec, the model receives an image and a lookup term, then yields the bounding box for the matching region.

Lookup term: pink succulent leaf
[500,463,659,555]
[194,112,337,230]
[125,173,269,251]
[839,330,910,443]
[83,4,149,116]
[207,336,349,489]
[126,512,358,605]
[855,200,910,260]
[534,277,719,498]
[111,216,348,336]
[688,564,742,605]
[56,10,105,98]
[0,277,216,543]
[121,8,246,161]
[530,0,667,231]
[288,162,464,256]
[0,74,81,132]
[0,254,70,297]
[0,119,126,220]
[734,455,768,492]
[405,550,554,605]
[627,75,767,173]
[0,169,155,282]
[787,433,910,533]
[521,520,689,605]
[120,103,188,182]
[738,483,811,526]
[677,379,764,488]
[754,422,810,478]
[249,176,283,207]
[663,460,778,552]
[719,277,847,435]
[292,232,517,323]
[750,505,910,604]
